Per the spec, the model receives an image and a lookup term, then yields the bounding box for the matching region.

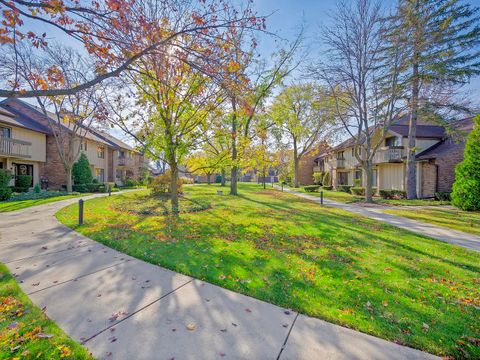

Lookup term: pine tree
[72,153,93,185]
[388,0,480,199]
[451,115,480,211]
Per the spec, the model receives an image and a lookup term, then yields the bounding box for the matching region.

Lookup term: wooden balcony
[335,159,345,168]
[116,156,135,167]
[0,136,31,158]
[374,147,405,163]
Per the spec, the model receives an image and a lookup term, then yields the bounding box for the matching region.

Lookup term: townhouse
[0,98,145,189]
[310,115,473,198]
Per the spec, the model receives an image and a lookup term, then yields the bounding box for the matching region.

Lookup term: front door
[13,163,34,186]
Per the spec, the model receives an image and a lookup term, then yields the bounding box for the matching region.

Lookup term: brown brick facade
[420,162,437,198]
[435,145,465,193]
[298,144,330,185]
[39,135,69,189]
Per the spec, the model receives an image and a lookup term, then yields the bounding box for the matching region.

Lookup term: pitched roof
[0,98,134,149]
[0,101,53,134]
[389,125,445,138]
[416,117,474,160]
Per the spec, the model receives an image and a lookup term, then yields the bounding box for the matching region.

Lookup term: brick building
[309,115,474,198]
[0,98,146,189]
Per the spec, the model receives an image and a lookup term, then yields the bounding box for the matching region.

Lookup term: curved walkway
[0,194,438,359]
[279,187,480,252]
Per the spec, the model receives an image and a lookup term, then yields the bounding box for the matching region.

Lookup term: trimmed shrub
[86,183,101,192]
[0,187,12,201]
[72,184,88,193]
[353,178,362,187]
[435,192,451,201]
[10,186,29,193]
[16,175,32,188]
[8,190,79,201]
[34,183,41,193]
[322,172,331,187]
[0,169,11,187]
[92,178,99,184]
[351,187,365,196]
[304,185,320,192]
[322,185,333,191]
[336,185,352,193]
[451,114,480,211]
[379,189,407,200]
[72,153,93,185]
[124,178,136,188]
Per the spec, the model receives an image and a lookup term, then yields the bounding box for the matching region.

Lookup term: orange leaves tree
[0,0,265,97]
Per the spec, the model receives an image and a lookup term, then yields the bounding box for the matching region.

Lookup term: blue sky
[253,0,480,96]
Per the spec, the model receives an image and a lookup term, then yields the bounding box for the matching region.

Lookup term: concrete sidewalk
[279,187,480,252]
[0,195,438,359]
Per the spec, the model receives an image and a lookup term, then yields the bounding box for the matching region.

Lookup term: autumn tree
[270,83,333,188]
[312,0,406,202]
[386,0,480,199]
[0,0,265,98]
[4,44,106,192]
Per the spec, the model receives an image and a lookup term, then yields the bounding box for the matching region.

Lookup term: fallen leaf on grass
[7,322,19,330]
[37,333,53,338]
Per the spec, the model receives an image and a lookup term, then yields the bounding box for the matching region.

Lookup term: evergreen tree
[388,0,480,199]
[72,153,93,185]
[451,115,480,211]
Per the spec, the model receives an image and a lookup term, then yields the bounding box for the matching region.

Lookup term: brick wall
[39,135,68,189]
[298,144,329,185]
[435,144,465,193]
[420,162,437,198]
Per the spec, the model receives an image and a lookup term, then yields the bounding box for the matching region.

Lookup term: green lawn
[295,187,451,206]
[0,193,87,213]
[0,264,92,359]
[56,184,480,358]
[384,207,480,236]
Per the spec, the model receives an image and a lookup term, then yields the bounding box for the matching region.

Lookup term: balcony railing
[0,136,31,158]
[374,147,405,163]
[313,166,324,172]
[116,156,135,167]
[335,159,345,168]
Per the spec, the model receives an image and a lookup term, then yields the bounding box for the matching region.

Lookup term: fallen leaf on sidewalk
[186,323,196,331]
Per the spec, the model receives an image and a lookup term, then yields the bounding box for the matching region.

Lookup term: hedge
[0,187,12,201]
[322,185,333,190]
[15,175,32,188]
[336,185,353,193]
[304,185,321,192]
[379,189,406,200]
[435,192,451,201]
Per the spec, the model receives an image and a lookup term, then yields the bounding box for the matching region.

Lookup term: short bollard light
[78,199,84,225]
[217,190,223,195]
[109,186,112,196]
[320,191,324,205]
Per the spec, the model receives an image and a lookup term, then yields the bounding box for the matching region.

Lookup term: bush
[304,185,320,192]
[336,185,352,193]
[34,183,41,193]
[351,187,365,196]
[322,172,331,187]
[124,178,137,187]
[0,187,12,201]
[379,189,407,200]
[10,186,29,193]
[148,170,183,196]
[435,191,451,201]
[92,178,99,184]
[0,169,11,187]
[8,190,79,202]
[353,178,362,187]
[313,172,323,185]
[72,184,88,193]
[322,185,333,191]
[16,175,32,188]
[86,183,101,192]
[451,115,480,211]
[72,153,93,185]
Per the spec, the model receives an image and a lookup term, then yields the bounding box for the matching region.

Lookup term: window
[80,141,87,151]
[338,172,348,185]
[97,146,105,159]
[355,170,362,180]
[118,150,125,158]
[337,151,345,160]
[385,137,400,147]
[0,126,11,138]
[115,169,123,180]
[95,168,105,182]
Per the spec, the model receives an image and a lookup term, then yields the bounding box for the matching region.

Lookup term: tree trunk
[263,166,266,189]
[406,0,420,200]
[170,165,179,214]
[207,174,211,185]
[364,161,374,203]
[66,166,73,193]
[221,168,226,187]
[293,140,299,188]
[230,97,238,195]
